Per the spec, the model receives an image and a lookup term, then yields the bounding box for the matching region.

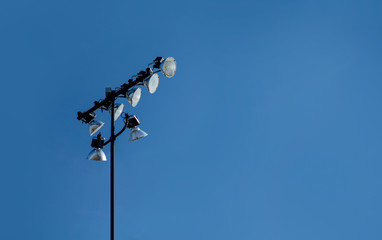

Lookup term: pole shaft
[110,97,115,240]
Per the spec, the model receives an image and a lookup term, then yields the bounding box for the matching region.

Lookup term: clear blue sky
[1,0,382,239]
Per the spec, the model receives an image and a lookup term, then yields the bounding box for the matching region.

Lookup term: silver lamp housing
[160,57,176,78]
[87,148,107,161]
[129,126,148,142]
[110,103,124,121]
[89,120,104,136]
[143,73,159,94]
[127,87,142,107]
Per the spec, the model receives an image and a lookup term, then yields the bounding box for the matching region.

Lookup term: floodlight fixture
[160,57,176,78]
[126,87,142,107]
[87,148,107,161]
[89,119,104,136]
[129,126,148,142]
[110,103,124,121]
[143,73,159,94]
[76,56,177,240]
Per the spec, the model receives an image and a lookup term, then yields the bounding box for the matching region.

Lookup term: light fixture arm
[101,112,130,147]
[115,114,130,139]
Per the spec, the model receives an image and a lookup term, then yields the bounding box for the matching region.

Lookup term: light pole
[76,56,177,240]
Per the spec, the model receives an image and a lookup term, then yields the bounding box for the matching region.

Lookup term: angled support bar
[102,113,130,147]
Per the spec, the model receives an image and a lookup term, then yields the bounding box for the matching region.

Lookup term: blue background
[1,0,382,239]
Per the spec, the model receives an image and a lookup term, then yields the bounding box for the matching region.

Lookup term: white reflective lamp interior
[110,103,124,121]
[127,87,142,107]
[89,120,104,136]
[129,126,148,142]
[87,148,107,161]
[160,57,176,78]
[144,73,159,94]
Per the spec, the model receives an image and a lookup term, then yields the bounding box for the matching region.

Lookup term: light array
[76,56,177,160]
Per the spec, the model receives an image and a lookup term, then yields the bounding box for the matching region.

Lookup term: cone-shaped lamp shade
[110,103,124,121]
[127,87,142,107]
[87,148,107,161]
[129,126,148,142]
[144,73,159,94]
[160,57,176,78]
[89,120,104,136]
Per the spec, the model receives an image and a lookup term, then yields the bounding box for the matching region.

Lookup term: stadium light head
[143,73,159,94]
[129,126,148,142]
[89,120,104,136]
[110,103,124,121]
[152,56,176,78]
[87,148,107,161]
[126,87,142,107]
[160,57,176,78]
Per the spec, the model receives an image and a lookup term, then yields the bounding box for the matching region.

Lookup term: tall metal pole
[110,96,115,240]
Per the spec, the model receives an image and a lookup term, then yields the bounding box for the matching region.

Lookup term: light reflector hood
[110,103,124,121]
[160,57,176,78]
[89,120,104,136]
[129,126,148,142]
[127,87,142,107]
[144,73,159,94]
[87,148,107,161]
